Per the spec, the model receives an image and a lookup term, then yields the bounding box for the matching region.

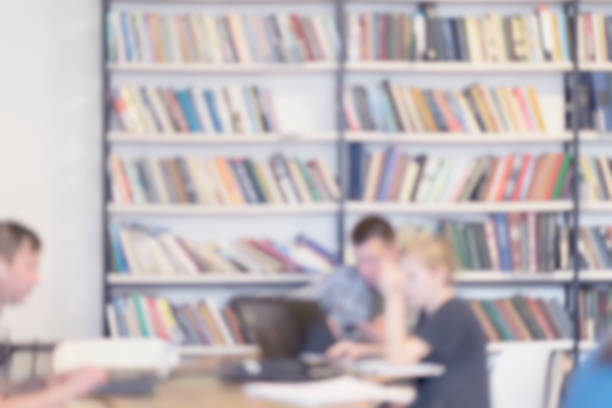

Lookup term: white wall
[0,0,102,341]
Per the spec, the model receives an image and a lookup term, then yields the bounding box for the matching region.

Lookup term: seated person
[0,221,107,407]
[317,216,396,342]
[327,232,490,408]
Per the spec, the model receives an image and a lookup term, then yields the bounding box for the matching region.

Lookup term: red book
[378,14,387,60]
[525,156,546,200]
[495,299,526,340]
[147,298,169,341]
[513,88,534,132]
[432,90,462,132]
[304,18,325,60]
[525,298,555,340]
[290,14,314,61]
[542,153,563,200]
[491,155,515,202]
[162,89,189,132]
[511,154,532,200]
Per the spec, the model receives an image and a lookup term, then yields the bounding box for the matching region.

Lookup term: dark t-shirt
[412,298,490,408]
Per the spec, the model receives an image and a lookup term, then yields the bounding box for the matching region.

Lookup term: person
[317,216,397,342]
[0,220,107,407]
[563,332,612,408]
[327,232,490,408]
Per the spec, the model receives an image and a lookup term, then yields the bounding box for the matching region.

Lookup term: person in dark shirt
[327,232,490,408]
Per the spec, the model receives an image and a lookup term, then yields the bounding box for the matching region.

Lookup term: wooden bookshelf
[346,132,572,144]
[346,201,573,214]
[107,131,338,144]
[107,203,339,216]
[106,273,322,286]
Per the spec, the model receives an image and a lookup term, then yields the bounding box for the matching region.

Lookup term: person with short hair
[317,216,397,341]
[0,221,107,408]
[327,232,490,408]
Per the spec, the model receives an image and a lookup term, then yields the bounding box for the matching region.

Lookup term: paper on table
[243,375,415,407]
[349,359,445,379]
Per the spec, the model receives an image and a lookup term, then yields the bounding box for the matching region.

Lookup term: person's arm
[325,339,384,361]
[1,367,107,408]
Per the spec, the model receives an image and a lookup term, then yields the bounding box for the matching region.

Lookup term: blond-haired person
[327,232,490,408]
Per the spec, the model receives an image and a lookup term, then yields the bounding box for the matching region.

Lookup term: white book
[146,234,177,275]
[526,14,542,62]
[323,15,339,61]
[184,156,213,204]
[204,158,231,204]
[123,298,142,337]
[413,13,426,61]
[466,17,482,62]
[347,13,360,62]
[428,158,455,203]
[478,18,490,62]
[537,8,554,61]
[206,299,235,346]
[415,157,440,203]
[270,159,299,205]
[502,86,526,133]
[191,88,212,133]
[446,159,476,202]
[119,88,145,132]
[214,88,234,133]
[134,13,152,62]
[166,14,184,63]
[228,13,252,63]
[159,233,199,275]
[402,87,424,132]
[312,16,333,61]
[130,88,157,132]
[118,228,143,275]
[124,160,147,204]
[397,160,419,203]
[577,14,585,62]
[107,304,120,338]
[187,14,205,62]
[390,84,414,132]
[315,158,340,201]
[110,13,126,63]
[291,245,332,273]
[593,13,604,62]
[228,85,252,133]
[201,15,223,63]
[258,160,283,204]
[454,91,481,134]
[130,229,159,274]
[277,14,302,62]
[157,236,189,273]
[146,87,173,132]
[363,152,383,201]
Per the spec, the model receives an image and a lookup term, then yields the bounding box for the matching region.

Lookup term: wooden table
[70,376,374,408]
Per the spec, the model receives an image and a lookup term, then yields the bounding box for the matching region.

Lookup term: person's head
[351,216,396,286]
[397,232,455,309]
[0,221,42,305]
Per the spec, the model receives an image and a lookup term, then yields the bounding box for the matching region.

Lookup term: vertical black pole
[335,0,347,263]
[567,0,581,365]
[101,0,111,337]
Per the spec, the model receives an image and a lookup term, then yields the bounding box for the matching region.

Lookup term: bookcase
[101,0,612,360]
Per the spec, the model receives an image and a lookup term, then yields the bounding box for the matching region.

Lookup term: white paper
[349,359,445,379]
[243,376,415,407]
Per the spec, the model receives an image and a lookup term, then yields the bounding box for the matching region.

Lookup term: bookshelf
[102,0,612,359]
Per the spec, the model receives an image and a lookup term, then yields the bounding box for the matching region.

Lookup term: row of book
[469,296,571,342]
[573,73,612,132]
[106,11,338,64]
[344,83,546,133]
[579,287,612,341]
[111,86,278,134]
[352,150,572,203]
[443,214,566,273]
[578,227,612,271]
[109,224,338,275]
[578,13,612,63]
[346,7,570,63]
[581,155,612,201]
[107,294,247,346]
[108,154,339,206]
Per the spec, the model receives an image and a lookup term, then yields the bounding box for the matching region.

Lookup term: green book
[465,223,482,270]
[131,295,151,337]
[295,158,320,202]
[445,224,465,270]
[243,159,266,203]
[551,153,572,199]
[511,296,545,340]
[480,300,513,340]
[454,223,471,269]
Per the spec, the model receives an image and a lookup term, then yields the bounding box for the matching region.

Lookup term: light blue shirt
[563,352,612,408]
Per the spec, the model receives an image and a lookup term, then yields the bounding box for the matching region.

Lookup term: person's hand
[45,367,108,403]
[378,257,403,296]
[326,340,372,362]
[357,317,385,342]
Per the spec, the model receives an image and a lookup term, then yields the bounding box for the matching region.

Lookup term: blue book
[492,214,512,271]
[176,90,201,132]
[109,224,126,273]
[556,12,570,62]
[440,18,454,61]
[296,234,339,266]
[378,87,398,131]
[423,90,446,131]
[349,143,363,199]
[444,92,467,132]
[591,73,610,131]
[112,298,130,337]
[203,90,223,132]
[376,146,399,201]
[119,12,133,61]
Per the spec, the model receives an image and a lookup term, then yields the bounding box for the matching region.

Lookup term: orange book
[491,155,515,202]
[472,85,499,132]
[468,300,500,342]
[148,15,165,62]
[526,87,546,132]
[108,156,132,204]
[525,156,546,201]
[223,307,246,345]
[214,157,244,205]
[227,13,251,63]
[541,153,563,200]
[198,304,226,346]
[432,90,462,132]
[512,88,534,132]
[525,298,555,340]
[410,87,437,132]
